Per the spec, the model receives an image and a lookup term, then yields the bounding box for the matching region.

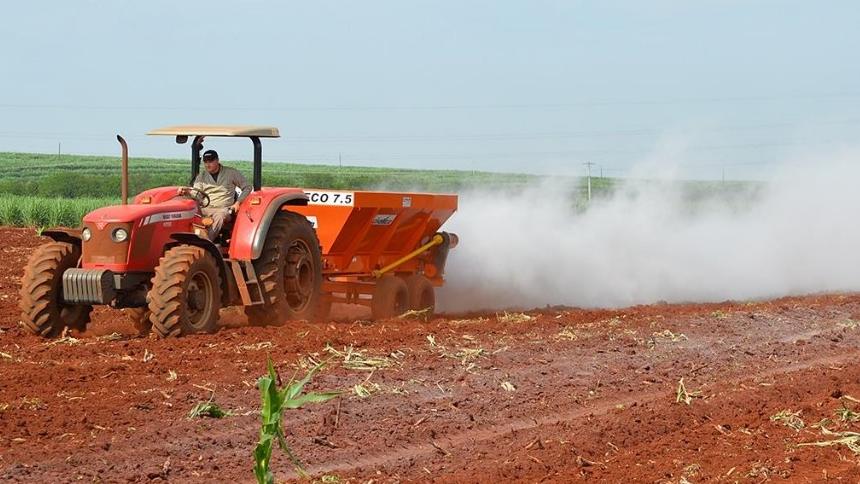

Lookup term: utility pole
[583,161,595,202]
[338,152,342,168]
[57,142,61,161]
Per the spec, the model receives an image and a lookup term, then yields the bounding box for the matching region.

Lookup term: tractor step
[228,260,264,306]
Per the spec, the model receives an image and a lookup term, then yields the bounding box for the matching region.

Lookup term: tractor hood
[83,200,198,224]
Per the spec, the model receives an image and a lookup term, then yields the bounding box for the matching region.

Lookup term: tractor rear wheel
[245,211,322,326]
[149,246,221,338]
[403,274,435,317]
[19,241,92,337]
[371,275,409,320]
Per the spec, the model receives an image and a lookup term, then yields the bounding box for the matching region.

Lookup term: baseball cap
[202,149,219,162]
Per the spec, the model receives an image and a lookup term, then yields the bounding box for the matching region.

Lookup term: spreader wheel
[19,241,92,337]
[371,275,409,320]
[148,246,221,338]
[246,211,322,326]
[123,307,152,336]
[403,274,435,317]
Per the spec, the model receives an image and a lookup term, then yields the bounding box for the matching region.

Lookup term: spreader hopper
[290,189,458,318]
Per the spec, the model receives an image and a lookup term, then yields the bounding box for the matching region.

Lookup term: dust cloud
[437,150,860,312]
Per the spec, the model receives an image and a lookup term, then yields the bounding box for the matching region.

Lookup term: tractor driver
[178,149,251,241]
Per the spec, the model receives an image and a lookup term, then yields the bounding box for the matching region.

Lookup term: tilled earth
[1,227,860,482]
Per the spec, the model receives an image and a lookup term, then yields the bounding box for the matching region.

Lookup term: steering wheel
[180,187,211,208]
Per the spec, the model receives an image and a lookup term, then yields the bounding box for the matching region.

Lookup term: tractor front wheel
[245,212,322,326]
[149,246,221,338]
[371,275,409,320]
[19,241,92,337]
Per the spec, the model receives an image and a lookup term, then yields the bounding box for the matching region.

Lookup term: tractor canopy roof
[147,125,280,138]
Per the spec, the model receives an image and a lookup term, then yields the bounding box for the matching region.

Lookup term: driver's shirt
[192,166,251,209]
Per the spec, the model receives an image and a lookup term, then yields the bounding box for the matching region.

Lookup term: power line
[1,92,859,112]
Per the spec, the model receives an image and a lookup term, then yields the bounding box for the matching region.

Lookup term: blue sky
[1,0,858,179]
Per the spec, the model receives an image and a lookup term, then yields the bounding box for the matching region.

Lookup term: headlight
[111,228,129,242]
[81,227,92,242]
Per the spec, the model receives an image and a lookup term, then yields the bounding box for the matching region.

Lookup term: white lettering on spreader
[305,191,354,206]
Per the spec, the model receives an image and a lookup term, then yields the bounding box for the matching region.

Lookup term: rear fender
[227,190,310,260]
[167,233,231,304]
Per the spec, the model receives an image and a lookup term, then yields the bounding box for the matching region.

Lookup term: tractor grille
[62,269,116,304]
[82,222,131,266]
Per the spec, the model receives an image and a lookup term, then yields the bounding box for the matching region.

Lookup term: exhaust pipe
[117,135,128,205]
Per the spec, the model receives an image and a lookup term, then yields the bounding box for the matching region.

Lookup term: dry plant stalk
[676,378,702,405]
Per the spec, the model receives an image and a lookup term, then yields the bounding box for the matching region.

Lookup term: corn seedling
[770,409,805,431]
[675,378,702,405]
[254,358,339,484]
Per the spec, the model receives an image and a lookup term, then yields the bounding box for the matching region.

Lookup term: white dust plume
[437,150,860,312]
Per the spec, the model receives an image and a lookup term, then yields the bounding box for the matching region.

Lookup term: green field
[0,152,610,227]
[0,152,551,198]
[0,195,117,228]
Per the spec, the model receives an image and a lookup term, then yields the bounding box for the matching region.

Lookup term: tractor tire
[19,241,92,337]
[403,274,435,317]
[123,307,152,336]
[149,246,221,338]
[371,275,409,320]
[245,211,322,326]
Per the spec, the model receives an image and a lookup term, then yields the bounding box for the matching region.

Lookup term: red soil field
[1,227,859,482]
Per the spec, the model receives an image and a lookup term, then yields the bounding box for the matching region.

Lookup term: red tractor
[19,126,458,338]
